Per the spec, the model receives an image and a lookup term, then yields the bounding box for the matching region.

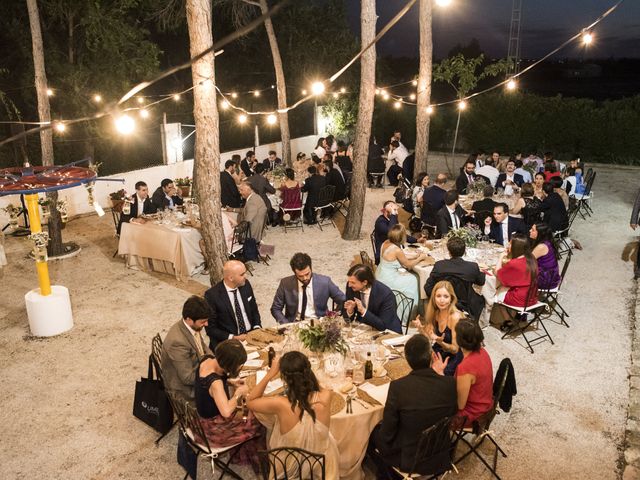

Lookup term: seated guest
[204,260,261,349]
[386,140,408,186]
[161,296,212,402]
[230,154,243,183]
[195,341,264,469]
[344,264,402,333]
[436,190,470,238]
[424,237,486,324]
[483,203,527,247]
[533,172,546,199]
[248,351,339,479]
[540,182,569,233]
[433,320,493,426]
[496,159,524,190]
[402,152,415,183]
[238,182,267,243]
[117,181,156,233]
[301,165,327,225]
[471,185,496,225]
[240,150,256,178]
[376,224,426,321]
[475,157,500,188]
[262,150,282,171]
[367,136,385,188]
[151,178,184,210]
[271,252,346,324]
[455,159,477,194]
[336,145,353,172]
[515,183,542,227]
[544,162,561,183]
[421,173,448,227]
[324,159,347,201]
[314,137,328,159]
[514,159,532,183]
[414,280,463,376]
[412,172,430,217]
[279,168,302,211]
[221,160,243,209]
[248,163,276,214]
[551,176,569,210]
[368,335,457,477]
[529,223,561,290]
[373,201,421,264]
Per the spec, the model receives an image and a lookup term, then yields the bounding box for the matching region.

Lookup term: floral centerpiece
[467,177,487,197]
[445,224,482,248]
[175,177,192,197]
[297,315,349,356]
[109,189,128,212]
[3,204,21,229]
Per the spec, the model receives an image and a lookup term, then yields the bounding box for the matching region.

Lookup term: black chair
[149,333,176,444]
[392,289,415,334]
[538,251,572,328]
[455,360,510,480]
[496,283,551,354]
[571,171,596,219]
[228,220,254,275]
[259,447,325,480]
[111,209,122,258]
[360,251,375,272]
[370,231,377,261]
[314,185,336,231]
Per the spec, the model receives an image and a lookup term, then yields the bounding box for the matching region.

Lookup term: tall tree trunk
[342,0,376,241]
[258,0,291,166]
[185,0,227,284]
[26,0,64,256]
[414,0,432,179]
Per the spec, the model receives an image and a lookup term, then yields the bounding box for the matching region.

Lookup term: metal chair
[280,187,304,233]
[571,171,596,219]
[359,251,375,272]
[149,334,176,444]
[228,220,254,275]
[496,284,551,354]
[370,231,377,261]
[314,185,336,231]
[538,251,572,327]
[111,209,122,258]
[455,359,510,480]
[259,447,326,480]
[369,172,385,189]
[392,289,415,334]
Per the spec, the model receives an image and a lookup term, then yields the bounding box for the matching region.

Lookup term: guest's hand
[267,356,280,378]
[131,217,146,224]
[431,352,449,376]
[354,298,366,315]
[234,384,249,398]
[484,217,492,226]
[632,224,638,230]
[344,300,356,316]
[234,334,247,341]
[411,315,425,333]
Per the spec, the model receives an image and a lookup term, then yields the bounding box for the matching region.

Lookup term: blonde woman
[413,280,463,376]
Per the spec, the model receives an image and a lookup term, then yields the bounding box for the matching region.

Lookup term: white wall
[0,134,318,222]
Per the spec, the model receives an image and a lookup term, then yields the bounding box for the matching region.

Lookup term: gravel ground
[0,161,636,479]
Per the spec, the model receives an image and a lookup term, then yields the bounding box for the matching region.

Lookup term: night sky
[346,0,640,59]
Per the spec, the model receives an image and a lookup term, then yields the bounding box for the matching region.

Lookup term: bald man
[421,173,449,226]
[204,260,262,349]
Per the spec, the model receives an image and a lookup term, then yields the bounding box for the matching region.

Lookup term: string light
[582,31,594,45]
[393,101,402,109]
[506,78,517,91]
[266,114,277,125]
[412,80,418,86]
[409,93,416,101]
[46,88,54,97]
[54,122,66,132]
[435,0,452,6]
[115,114,135,135]
[301,89,308,95]
[332,93,339,99]
[139,109,149,119]
[382,92,390,101]
[93,94,102,103]
[220,100,230,110]
[238,114,248,124]
[136,97,145,104]
[311,81,325,95]
[173,94,181,101]
[458,100,467,111]
[375,88,381,95]
[253,90,261,97]
[340,87,346,94]
[231,92,238,99]
[426,105,434,115]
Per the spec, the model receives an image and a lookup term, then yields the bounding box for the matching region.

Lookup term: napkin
[244,359,264,368]
[247,351,260,360]
[359,382,390,405]
[264,378,284,395]
[382,334,412,347]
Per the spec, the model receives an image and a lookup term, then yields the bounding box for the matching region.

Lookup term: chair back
[439,274,474,317]
[111,209,121,236]
[558,250,572,289]
[407,416,459,476]
[370,231,377,259]
[151,333,163,378]
[281,185,303,210]
[359,251,375,271]
[230,220,250,254]
[582,170,596,197]
[316,185,336,209]
[259,447,325,480]
[183,401,212,455]
[583,167,594,185]
[392,289,415,333]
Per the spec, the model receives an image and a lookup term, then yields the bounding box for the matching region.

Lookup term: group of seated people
[366,130,415,188]
[117,178,184,233]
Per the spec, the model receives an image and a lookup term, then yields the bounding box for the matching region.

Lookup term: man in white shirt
[386,140,409,186]
[514,159,532,183]
[475,157,500,188]
[483,203,527,246]
[117,181,157,234]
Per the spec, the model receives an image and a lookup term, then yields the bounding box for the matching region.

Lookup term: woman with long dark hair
[247,351,339,478]
[529,223,561,290]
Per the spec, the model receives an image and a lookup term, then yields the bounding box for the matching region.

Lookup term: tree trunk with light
[414,0,432,179]
[342,0,376,241]
[26,0,64,256]
[185,0,227,284]
[258,0,291,166]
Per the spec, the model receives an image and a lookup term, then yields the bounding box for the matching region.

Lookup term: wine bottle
[267,346,275,368]
[364,352,373,380]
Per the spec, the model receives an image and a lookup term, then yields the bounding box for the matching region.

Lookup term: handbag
[132,355,174,433]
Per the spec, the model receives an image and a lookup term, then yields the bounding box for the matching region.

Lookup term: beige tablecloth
[117,221,203,279]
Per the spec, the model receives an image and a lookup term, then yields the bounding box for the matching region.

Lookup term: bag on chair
[133,355,174,433]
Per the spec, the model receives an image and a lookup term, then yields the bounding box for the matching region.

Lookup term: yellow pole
[25,193,52,296]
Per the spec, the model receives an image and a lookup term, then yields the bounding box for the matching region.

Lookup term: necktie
[300,285,308,321]
[232,290,247,334]
[468,174,474,184]
[361,291,368,308]
[194,331,205,357]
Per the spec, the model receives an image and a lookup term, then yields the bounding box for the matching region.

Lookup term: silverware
[352,396,370,410]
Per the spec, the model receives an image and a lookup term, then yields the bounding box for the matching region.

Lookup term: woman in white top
[412,172,430,216]
[313,137,327,160]
[247,352,339,478]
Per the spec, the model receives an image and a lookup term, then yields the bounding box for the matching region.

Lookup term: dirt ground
[0,160,637,479]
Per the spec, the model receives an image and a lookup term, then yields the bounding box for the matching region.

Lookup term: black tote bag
[133,355,174,433]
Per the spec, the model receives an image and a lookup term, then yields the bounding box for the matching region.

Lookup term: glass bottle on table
[364,352,373,380]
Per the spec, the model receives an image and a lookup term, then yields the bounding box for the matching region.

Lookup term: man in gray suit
[161,296,212,403]
[270,252,346,324]
[238,181,267,243]
[631,188,640,279]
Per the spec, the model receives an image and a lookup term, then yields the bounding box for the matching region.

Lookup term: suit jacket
[421,186,447,224]
[367,142,385,173]
[262,157,282,171]
[220,171,243,208]
[151,186,184,211]
[326,169,346,201]
[239,193,267,242]
[376,368,457,473]
[540,192,569,232]
[336,155,353,172]
[270,273,346,324]
[455,172,477,195]
[117,195,156,234]
[436,205,469,238]
[471,198,496,216]
[161,320,212,403]
[247,174,276,211]
[343,281,401,333]
[204,281,261,349]
[373,214,417,264]
[240,158,253,177]
[488,216,528,246]
[301,174,327,208]
[495,173,525,189]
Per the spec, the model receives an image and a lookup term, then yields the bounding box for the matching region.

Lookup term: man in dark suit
[425,237,486,323]
[471,185,496,225]
[343,264,402,333]
[368,335,457,477]
[161,296,213,402]
[204,260,261,350]
[455,159,478,194]
[436,190,470,238]
[240,150,256,178]
[324,160,347,201]
[421,173,448,226]
[247,164,276,214]
[220,160,243,208]
[117,181,157,234]
[302,165,327,224]
[373,201,421,264]
[367,136,385,188]
[151,178,184,211]
[262,150,282,171]
[336,145,353,172]
[484,202,528,247]
[271,253,346,324]
[496,159,525,189]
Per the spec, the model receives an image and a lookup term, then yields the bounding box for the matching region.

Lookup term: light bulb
[382,93,390,101]
[311,81,325,96]
[426,106,434,115]
[267,114,277,125]
[458,100,467,111]
[173,94,181,101]
[394,101,402,109]
[409,93,416,101]
[582,32,593,45]
[55,122,66,132]
[93,94,102,103]
[46,88,54,97]
[253,90,261,97]
[137,97,144,104]
[231,92,238,99]
[221,100,230,110]
[435,0,452,6]
[332,93,339,99]
[238,114,248,124]
[506,79,517,91]
[340,87,346,94]
[115,114,135,134]
[301,89,308,95]
[412,80,418,86]
[140,109,149,119]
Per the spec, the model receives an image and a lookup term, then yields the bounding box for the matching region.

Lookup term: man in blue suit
[343,264,402,333]
[483,202,528,247]
[271,253,346,324]
[373,201,424,264]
